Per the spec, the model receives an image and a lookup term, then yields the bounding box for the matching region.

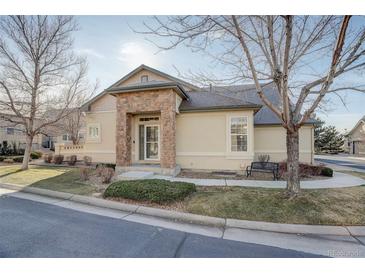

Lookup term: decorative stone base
[115,164,181,177]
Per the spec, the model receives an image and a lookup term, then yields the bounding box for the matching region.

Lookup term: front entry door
[144,125,159,160]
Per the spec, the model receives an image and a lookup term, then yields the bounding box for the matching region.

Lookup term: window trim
[87,123,101,143]
[6,127,15,135]
[144,124,160,161]
[140,75,148,83]
[62,134,70,141]
[228,115,248,153]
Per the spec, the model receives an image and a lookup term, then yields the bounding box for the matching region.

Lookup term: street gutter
[1,182,364,237]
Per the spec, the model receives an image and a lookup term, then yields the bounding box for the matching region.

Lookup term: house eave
[179,105,262,113]
[106,83,190,100]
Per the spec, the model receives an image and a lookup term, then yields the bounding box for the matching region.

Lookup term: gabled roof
[82,64,198,110]
[105,64,199,91]
[348,115,365,135]
[83,65,316,126]
[106,80,190,99]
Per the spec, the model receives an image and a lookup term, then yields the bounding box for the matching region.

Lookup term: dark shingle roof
[190,83,316,125]
[180,90,262,111]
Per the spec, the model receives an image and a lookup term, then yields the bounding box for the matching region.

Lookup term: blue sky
[74,16,365,132]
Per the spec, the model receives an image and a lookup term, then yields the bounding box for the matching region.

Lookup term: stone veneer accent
[115,89,177,169]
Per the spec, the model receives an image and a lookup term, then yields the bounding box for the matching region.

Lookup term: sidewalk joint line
[345,226,365,246]
[173,232,188,258]
[120,211,135,219]
[221,218,227,238]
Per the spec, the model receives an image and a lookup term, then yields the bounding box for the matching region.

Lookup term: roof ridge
[209,90,262,106]
[106,64,199,91]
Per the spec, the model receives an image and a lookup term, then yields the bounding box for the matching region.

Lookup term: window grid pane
[230,117,248,152]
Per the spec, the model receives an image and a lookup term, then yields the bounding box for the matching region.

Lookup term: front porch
[115,88,180,176]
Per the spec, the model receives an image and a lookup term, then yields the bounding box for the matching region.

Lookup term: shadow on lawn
[0,168,23,178]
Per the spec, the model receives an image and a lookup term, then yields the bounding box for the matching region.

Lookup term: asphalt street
[0,196,322,258]
[315,156,365,171]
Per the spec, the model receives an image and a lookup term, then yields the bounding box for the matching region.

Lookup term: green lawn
[183,186,365,225]
[1,165,365,225]
[0,165,97,195]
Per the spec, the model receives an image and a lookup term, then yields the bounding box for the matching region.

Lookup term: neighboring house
[42,130,86,150]
[56,64,315,175]
[0,114,43,150]
[347,116,365,155]
[42,109,87,150]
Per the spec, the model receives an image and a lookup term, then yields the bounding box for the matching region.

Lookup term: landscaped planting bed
[104,179,196,204]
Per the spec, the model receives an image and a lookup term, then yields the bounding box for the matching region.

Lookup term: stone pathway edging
[153,171,365,189]
[1,182,364,237]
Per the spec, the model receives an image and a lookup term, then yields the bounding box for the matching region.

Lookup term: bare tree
[0,16,90,170]
[56,83,97,145]
[139,15,365,197]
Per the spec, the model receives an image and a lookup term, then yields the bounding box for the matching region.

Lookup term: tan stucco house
[56,65,315,175]
[0,113,43,151]
[347,116,365,155]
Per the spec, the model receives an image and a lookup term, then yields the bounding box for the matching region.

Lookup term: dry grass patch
[0,165,97,195]
[182,186,365,225]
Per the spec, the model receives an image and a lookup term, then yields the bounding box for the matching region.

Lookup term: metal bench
[246,161,280,180]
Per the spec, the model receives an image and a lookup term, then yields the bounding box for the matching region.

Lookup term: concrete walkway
[153,171,365,189]
[315,154,365,173]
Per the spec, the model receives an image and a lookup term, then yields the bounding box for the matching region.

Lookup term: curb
[1,182,364,236]
[226,219,351,236]
[136,206,226,227]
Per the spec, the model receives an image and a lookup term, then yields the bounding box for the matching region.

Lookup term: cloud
[76,48,104,59]
[117,41,162,69]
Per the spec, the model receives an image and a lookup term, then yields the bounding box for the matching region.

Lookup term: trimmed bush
[30,151,42,159]
[3,158,14,164]
[83,156,92,166]
[12,156,24,163]
[96,163,116,170]
[104,179,196,204]
[279,161,324,177]
[53,154,64,164]
[321,167,333,177]
[79,167,92,180]
[66,155,77,166]
[99,167,115,184]
[43,154,53,163]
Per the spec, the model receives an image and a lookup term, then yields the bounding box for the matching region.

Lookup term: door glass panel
[145,126,159,159]
[139,125,144,160]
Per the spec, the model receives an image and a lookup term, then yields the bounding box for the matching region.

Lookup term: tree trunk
[72,135,79,145]
[286,129,300,197]
[21,134,33,170]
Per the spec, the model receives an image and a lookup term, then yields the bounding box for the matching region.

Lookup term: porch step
[118,171,154,180]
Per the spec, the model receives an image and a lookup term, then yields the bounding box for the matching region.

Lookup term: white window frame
[228,116,248,153]
[62,134,70,141]
[144,124,160,161]
[87,123,101,143]
[141,75,148,83]
[6,127,15,135]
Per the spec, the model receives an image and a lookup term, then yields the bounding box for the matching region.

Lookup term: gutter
[0,182,360,237]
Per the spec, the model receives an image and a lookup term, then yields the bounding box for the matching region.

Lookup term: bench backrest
[251,161,278,170]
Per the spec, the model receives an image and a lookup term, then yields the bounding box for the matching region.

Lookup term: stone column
[160,106,176,169]
[116,107,132,166]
